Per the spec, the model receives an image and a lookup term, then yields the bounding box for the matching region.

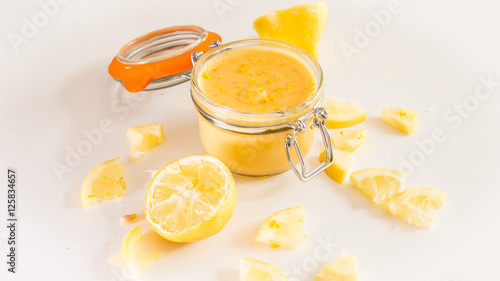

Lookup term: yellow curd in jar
[198,47,316,113]
[194,44,320,176]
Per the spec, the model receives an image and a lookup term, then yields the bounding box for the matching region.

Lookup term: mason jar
[109,26,333,181]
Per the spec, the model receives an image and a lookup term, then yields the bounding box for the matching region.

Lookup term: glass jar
[190,40,333,181]
[109,26,333,181]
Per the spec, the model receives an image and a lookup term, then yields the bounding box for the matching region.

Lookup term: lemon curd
[198,46,316,113]
[191,40,324,176]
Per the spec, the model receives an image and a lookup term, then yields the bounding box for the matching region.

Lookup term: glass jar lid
[108,25,221,92]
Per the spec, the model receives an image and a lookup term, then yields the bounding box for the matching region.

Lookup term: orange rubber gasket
[108,30,221,93]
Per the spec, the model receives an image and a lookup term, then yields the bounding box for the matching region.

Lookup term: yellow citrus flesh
[255,206,305,249]
[381,106,418,134]
[145,155,236,242]
[127,123,165,161]
[81,157,126,207]
[122,226,162,276]
[315,254,359,281]
[350,168,406,206]
[385,188,447,228]
[253,1,327,58]
[323,99,367,129]
[240,257,288,281]
[319,150,355,184]
[330,129,368,152]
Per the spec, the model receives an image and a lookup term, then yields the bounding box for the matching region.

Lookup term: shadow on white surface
[217,268,239,281]
[230,220,262,250]
[56,61,117,124]
[140,230,188,254]
[233,172,293,201]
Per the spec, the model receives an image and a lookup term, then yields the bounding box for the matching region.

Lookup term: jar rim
[117,25,207,65]
[190,39,324,125]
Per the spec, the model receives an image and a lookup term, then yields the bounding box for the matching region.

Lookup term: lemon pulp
[81,157,126,207]
[145,155,236,242]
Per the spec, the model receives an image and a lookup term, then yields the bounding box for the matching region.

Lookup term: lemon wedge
[81,157,126,207]
[127,123,165,161]
[122,226,162,276]
[253,1,327,58]
[323,99,367,129]
[145,155,236,242]
[240,257,288,281]
[385,187,447,228]
[255,206,305,249]
[319,150,355,184]
[315,254,359,281]
[381,106,418,134]
[330,129,368,152]
[350,168,405,206]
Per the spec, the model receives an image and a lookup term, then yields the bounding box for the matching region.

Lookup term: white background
[1,0,500,280]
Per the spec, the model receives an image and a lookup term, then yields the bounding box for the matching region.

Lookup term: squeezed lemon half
[240,257,288,281]
[127,123,165,161]
[350,168,406,206]
[253,1,327,58]
[315,254,359,281]
[255,206,306,249]
[81,157,126,207]
[323,99,367,129]
[145,155,236,242]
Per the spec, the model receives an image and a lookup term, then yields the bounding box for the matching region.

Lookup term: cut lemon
[81,157,126,207]
[381,106,418,134]
[253,1,327,58]
[127,123,165,161]
[319,150,355,184]
[350,168,405,206]
[323,99,367,129]
[122,226,162,276]
[240,257,288,281]
[315,254,359,281]
[145,155,236,242]
[385,187,447,228]
[255,206,305,249]
[330,129,368,152]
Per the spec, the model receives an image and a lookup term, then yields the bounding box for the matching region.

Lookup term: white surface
[1,0,500,280]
